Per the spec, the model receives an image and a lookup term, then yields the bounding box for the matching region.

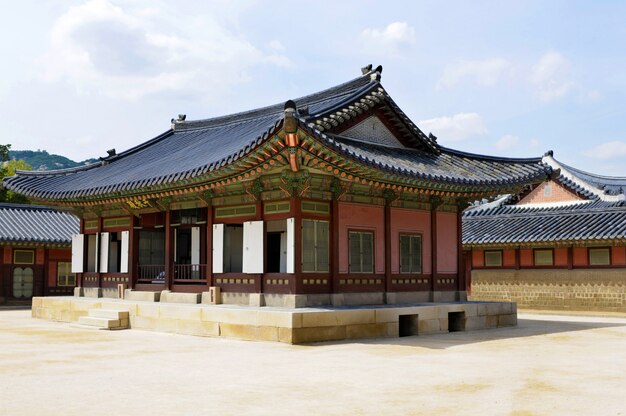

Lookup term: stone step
[78,316,128,329]
[89,309,129,320]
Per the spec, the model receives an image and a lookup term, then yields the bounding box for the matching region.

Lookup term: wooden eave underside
[29,129,532,211]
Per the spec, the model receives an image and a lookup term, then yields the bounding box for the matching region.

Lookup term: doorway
[12,267,34,299]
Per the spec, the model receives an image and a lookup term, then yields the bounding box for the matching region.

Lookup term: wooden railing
[137,264,165,282]
[174,264,208,281]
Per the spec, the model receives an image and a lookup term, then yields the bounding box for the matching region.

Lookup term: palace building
[0,203,79,303]
[4,66,550,307]
[463,152,626,311]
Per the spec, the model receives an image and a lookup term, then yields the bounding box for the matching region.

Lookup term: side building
[0,203,79,303]
[463,152,626,312]
[4,66,550,307]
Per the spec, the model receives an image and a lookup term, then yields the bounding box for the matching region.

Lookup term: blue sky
[1,0,625,175]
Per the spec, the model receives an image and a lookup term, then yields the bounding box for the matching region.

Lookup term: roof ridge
[465,203,625,220]
[176,73,374,131]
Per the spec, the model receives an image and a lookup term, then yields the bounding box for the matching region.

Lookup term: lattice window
[349,231,374,273]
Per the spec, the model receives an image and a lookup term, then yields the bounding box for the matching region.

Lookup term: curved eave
[3,120,285,202]
[302,123,550,192]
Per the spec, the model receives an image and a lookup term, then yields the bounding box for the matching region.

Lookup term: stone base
[160,291,201,304]
[124,290,160,302]
[32,296,518,344]
[83,288,102,298]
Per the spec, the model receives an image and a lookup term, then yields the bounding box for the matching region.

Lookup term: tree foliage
[1,144,32,203]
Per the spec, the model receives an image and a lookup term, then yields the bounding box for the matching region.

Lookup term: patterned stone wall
[470,269,626,312]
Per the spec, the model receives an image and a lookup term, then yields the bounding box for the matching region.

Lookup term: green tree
[1,144,32,203]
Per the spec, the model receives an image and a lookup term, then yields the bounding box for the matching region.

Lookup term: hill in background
[10,150,98,171]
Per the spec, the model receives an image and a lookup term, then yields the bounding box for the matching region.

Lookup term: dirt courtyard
[1,309,625,416]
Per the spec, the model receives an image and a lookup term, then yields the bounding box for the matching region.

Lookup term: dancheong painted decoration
[3,65,551,307]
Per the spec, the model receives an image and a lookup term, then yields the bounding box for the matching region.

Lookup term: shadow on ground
[304,316,626,350]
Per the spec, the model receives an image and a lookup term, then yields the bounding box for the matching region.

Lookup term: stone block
[89,309,129,320]
[159,304,202,321]
[433,291,456,302]
[257,326,279,342]
[486,315,499,328]
[153,317,179,333]
[221,292,250,306]
[202,307,258,326]
[278,327,293,344]
[161,291,201,304]
[343,292,384,306]
[219,323,260,341]
[136,303,160,318]
[465,316,487,331]
[73,287,84,297]
[330,294,345,306]
[132,316,159,330]
[498,314,517,327]
[345,323,388,339]
[290,326,347,344]
[78,316,120,329]
[200,287,221,305]
[256,310,301,328]
[301,311,340,328]
[462,303,478,317]
[125,290,160,302]
[336,309,376,326]
[249,293,265,307]
[176,320,219,337]
[101,288,118,299]
[70,299,102,312]
[385,322,399,337]
[303,294,331,307]
[418,319,442,334]
[100,301,135,314]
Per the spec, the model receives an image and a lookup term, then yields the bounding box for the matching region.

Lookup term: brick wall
[469,269,626,312]
[518,180,583,205]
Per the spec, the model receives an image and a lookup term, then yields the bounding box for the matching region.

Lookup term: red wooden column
[97,216,103,289]
[206,205,213,287]
[456,207,464,295]
[330,199,339,295]
[293,198,303,292]
[430,198,439,296]
[384,204,392,295]
[567,246,574,270]
[128,215,137,289]
[164,210,173,290]
[78,218,85,288]
[515,248,521,270]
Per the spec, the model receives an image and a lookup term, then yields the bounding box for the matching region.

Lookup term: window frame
[57,262,76,287]
[348,229,375,274]
[13,249,35,265]
[533,249,554,267]
[301,219,329,273]
[588,247,611,266]
[484,250,503,267]
[399,233,422,274]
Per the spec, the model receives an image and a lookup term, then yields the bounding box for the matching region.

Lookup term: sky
[1,0,626,175]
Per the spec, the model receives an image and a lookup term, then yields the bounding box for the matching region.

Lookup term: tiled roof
[0,203,79,245]
[3,67,550,201]
[463,155,626,246]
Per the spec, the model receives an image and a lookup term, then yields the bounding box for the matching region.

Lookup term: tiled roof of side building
[463,154,626,246]
[3,66,550,201]
[463,203,626,245]
[0,203,79,245]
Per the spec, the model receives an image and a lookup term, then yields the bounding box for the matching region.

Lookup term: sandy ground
[1,309,625,416]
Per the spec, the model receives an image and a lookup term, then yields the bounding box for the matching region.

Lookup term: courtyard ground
[0,309,624,416]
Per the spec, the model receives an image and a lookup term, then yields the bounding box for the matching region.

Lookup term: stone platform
[31,297,517,344]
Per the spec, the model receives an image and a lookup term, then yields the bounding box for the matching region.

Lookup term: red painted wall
[573,247,588,266]
[3,247,11,264]
[338,202,385,274]
[520,249,533,267]
[611,247,626,265]
[390,208,431,274]
[503,249,516,267]
[472,250,484,267]
[436,212,457,273]
[48,261,57,287]
[554,248,568,267]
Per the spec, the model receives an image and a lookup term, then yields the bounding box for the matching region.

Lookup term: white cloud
[437,58,513,90]
[495,134,520,151]
[530,51,573,102]
[267,40,285,51]
[360,22,416,56]
[40,0,292,100]
[582,141,626,160]
[418,113,487,142]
